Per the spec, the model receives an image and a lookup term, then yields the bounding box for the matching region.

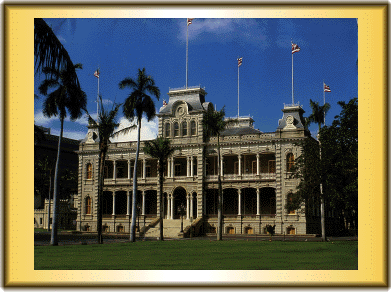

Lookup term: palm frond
[112,124,137,139]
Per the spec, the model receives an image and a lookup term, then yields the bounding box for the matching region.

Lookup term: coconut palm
[119,68,160,242]
[202,106,236,241]
[307,99,330,242]
[86,96,135,244]
[34,18,80,89]
[143,137,174,241]
[38,64,87,246]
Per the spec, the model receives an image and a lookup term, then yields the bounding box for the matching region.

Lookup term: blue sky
[34,18,358,141]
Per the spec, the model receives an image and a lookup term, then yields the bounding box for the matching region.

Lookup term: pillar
[112,192,116,215]
[113,161,117,179]
[190,194,194,219]
[168,158,171,178]
[190,156,194,177]
[186,194,190,219]
[128,160,131,179]
[171,158,175,177]
[256,188,260,215]
[256,153,260,175]
[170,195,174,219]
[142,191,146,215]
[127,191,131,215]
[167,195,171,219]
[238,155,242,176]
[187,157,190,177]
[143,159,146,179]
[238,189,241,215]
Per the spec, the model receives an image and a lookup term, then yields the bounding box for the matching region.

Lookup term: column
[112,192,116,215]
[171,157,175,177]
[238,189,241,215]
[128,160,131,179]
[168,158,171,178]
[143,159,146,179]
[190,194,194,219]
[256,153,260,175]
[221,156,224,176]
[127,191,131,215]
[142,191,146,215]
[170,195,174,219]
[187,157,190,177]
[167,195,171,219]
[238,155,242,176]
[186,194,190,219]
[113,161,117,179]
[256,188,260,215]
[190,156,194,177]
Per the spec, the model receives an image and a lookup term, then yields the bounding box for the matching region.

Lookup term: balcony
[205,173,276,182]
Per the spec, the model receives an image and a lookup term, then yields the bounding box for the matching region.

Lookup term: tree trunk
[159,161,164,241]
[97,146,107,244]
[47,169,52,231]
[318,132,326,242]
[217,134,223,241]
[130,120,141,242]
[50,117,63,246]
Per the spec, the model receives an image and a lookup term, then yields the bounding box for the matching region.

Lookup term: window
[182,121,187,136]
[190,121,196,136]
[287,193,295,214]
[40,218,43,224]
[268,160,276,173]
[287,153,295,172]
[174,122,179,137]
[165,123,170,137]
[104,165,109,178]
[85,197,92,214]
[227,227,235,234]
[86,163,92,179]
[175,164,181,176]
[146,165,151,177]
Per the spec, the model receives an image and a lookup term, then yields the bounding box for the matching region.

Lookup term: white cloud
[34,111,57,127]
[111,116,159,143]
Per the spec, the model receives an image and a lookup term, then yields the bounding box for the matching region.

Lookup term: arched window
[182,121,187,136]
[174,122,179,137]
[86,163,92,179]
[85,197,92,214]
[287,153,295,172]
[190,120,196,136]
[165,123,170,137]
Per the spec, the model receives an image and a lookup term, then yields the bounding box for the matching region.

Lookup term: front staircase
[143,219,191,239]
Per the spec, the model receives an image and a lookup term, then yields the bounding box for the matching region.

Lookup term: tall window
[85,197,92,214]
[287,153,295,172]
[191,121,196,136]
[268,160,276,173]
[182,121,187,136]
[165,123,170,137]
[174,122,179,137]
[86,163,92,179]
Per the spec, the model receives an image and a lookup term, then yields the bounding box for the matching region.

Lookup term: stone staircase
[143,219,191,239]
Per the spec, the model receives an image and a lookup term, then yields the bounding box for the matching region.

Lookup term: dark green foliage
[266,225,276,236]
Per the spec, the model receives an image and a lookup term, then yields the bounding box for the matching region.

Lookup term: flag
[94,69,100,78]
[291,42,300,54]
[187,18,194,26]
[237,57,243,67]
[324,83,331,92]
[163,99,167,106]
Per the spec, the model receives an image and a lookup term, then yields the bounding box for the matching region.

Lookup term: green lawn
[35,240,358,270]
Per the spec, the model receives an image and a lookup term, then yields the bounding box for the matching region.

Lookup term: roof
[220,127,262,136]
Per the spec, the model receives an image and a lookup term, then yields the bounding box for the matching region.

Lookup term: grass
[35,240,357,270]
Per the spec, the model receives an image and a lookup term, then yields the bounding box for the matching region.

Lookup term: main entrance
[173,187,187,219]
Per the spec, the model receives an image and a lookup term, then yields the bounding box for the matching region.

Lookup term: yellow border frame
[4,3,387,287]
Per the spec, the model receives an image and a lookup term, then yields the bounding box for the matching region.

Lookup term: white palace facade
[76,86,315,236]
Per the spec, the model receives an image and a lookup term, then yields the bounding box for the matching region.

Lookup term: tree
[34,18,80,89]
[119,68,160,242]
[38,64,87,246]
[320,98,358,233]
[202,106,236,241]
[86,96,135,244]
[143,137,174,241]
[306,99,330,242]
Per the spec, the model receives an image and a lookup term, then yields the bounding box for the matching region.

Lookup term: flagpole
[186,19,189,89]
[323,81,326,125]
[97,72,99,116]
[238,60,240,118]
[292,49,294,105]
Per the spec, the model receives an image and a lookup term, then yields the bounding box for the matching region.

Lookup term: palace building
[76,86,316,237]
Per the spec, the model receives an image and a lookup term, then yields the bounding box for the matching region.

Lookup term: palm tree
[143,137,174,241]
[307,99,330,242]
[38,64,87,246]
[34,18,80,89]
[202,106,236,241]
[86,96,135,244]
[119,68,160,242]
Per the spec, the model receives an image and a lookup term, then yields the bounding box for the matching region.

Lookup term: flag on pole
[324,83,331,92]
[163,99,167,106]
[187,18,194,26]
[291,42,300,54]
[238,57,243,67]
[94,69,100,78]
